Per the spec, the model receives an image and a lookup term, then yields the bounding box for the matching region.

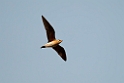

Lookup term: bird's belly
[44,41,60,47]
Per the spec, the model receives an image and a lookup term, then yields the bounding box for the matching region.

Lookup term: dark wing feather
[42,16,56,42]
[53,45,67,61]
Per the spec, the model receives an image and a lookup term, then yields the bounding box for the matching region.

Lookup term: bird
[41,15,67,61]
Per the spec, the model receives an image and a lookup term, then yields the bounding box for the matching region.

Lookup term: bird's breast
[44,40,61,47]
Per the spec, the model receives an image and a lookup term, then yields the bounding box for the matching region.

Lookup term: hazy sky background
[0,0,124,83]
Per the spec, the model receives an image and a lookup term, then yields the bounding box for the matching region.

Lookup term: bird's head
[57,39,63,43]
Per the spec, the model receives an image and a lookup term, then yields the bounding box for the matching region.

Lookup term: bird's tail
[41,46,46,48]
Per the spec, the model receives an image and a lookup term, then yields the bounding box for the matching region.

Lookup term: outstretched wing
[42,16,56,42]
[53,45,67,61]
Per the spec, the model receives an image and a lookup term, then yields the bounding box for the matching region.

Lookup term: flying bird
[41,15,67,61]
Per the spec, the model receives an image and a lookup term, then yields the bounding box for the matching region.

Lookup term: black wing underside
[53,45,67,61]
[42,16,56,42]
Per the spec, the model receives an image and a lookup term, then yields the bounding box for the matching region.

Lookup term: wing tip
[63,58,67,61]
[62,55,67,61]
[41,15,44,19]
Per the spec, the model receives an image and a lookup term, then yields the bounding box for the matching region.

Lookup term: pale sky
[0,0,124,83]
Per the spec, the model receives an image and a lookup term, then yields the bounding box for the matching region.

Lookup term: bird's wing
[52,45,67,61]
[42,16,56,42]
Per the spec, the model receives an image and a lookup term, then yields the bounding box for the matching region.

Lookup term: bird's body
[41,39,62,48]
[41,15,67,61]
